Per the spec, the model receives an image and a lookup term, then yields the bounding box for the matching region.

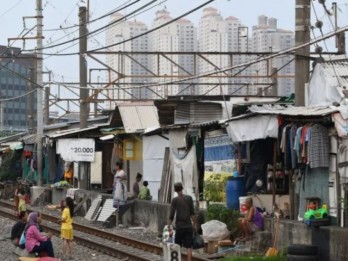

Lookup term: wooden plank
[159,147,170,203]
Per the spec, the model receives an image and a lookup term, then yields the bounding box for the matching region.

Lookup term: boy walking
[168,182,196,261]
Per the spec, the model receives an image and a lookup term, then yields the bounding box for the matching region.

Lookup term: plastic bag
[19,232,25,246]
[201,220,230,241]
[192,232,204,249]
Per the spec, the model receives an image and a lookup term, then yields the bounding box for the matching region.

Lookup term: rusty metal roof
[118,104,160,133]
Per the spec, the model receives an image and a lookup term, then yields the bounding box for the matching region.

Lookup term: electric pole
[79,6,88,128]
[36,0,44,186]
[44,71,51,125]
[295,0,311,106]
[28,68,35,130]
[333,2,346,54]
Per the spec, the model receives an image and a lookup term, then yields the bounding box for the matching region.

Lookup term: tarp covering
[143,134,169,201]
[308,62,344,107]
[332,112,348,137]
[171,145,199,201]
[226,115,278,142]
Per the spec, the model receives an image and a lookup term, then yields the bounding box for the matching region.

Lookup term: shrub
[206,203,240,231]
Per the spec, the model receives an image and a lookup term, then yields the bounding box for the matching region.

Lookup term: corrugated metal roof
[118,105,159,133]
[22,134,36,144]
[249,105,338,116]
[0,132,28,144]
[46,126,99,138]
[321,61,348,88]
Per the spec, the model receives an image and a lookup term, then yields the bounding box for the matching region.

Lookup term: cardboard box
[205,240,218,254]
[218,239,234,246]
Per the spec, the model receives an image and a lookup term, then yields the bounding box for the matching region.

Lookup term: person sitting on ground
[11,211,28,246]
[25,212,55,257]
[237,197,264,241]
[133,172,142,198]
[138,181,152,200]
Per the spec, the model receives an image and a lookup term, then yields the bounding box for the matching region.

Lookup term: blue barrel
[226,176,245,210]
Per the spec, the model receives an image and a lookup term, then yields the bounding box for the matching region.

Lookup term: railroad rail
[0,200,210,261]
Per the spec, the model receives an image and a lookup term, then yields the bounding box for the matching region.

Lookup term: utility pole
[79,6,88,128]
[44,71,51,125]
[271,68,278,96]
[28,68,35,130]
[333,2,346,54]
[295,0,311,106]
[36,0,44,186]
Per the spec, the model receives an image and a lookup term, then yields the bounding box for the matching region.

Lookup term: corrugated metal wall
[174,103,222,124]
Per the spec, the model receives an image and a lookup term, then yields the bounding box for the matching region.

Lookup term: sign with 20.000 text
[57,138,95,162]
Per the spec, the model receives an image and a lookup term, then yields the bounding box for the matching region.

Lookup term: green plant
[206,204,240,231]
[0,150,22,181]
[204,181,225,202]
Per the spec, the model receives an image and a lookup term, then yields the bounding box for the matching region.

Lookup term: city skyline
[105,7,295,99]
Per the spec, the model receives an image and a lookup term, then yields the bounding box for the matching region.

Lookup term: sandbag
[201,220,230,241]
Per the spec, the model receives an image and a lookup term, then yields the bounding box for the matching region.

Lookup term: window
[123,139,135,160]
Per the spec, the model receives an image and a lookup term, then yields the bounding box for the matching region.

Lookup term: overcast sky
[0,0,347,112]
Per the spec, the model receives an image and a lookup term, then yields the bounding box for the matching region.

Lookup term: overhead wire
[0,0,24,19]
[42,0,137,32]
[22,0,159,52]
[41,0,168,57]
[0,27,40,102]
[313,1,342,86]
[88,0,215,52]
[41,0,139,48]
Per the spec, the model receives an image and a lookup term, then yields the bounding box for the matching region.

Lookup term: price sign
[57,138,95,162]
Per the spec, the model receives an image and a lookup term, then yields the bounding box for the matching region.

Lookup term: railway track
[0,200,210,261]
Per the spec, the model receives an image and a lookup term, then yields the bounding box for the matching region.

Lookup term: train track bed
[0,206,162,261]
[0,200,212,261]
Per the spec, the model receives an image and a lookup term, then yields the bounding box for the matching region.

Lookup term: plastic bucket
[225,177,245,210]
[239,196,248,215]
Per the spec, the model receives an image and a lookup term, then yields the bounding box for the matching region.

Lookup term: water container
[226,176,245,210]
[239,196,248,214]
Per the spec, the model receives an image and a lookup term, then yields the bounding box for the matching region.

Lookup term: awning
[226,115,278,142]
[1,141,23,150]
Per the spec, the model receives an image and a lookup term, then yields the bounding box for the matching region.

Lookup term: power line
[88,0,215,52]
[0,0,24,19]
[42,0,138,32]
[41,0,140,49]
[22,0,159,52]
[39,0,168,57]
[0,89,37,102]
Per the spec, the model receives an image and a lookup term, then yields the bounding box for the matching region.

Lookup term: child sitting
[138,181,152,200]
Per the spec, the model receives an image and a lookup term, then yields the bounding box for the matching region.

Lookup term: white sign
[57,138,95,162]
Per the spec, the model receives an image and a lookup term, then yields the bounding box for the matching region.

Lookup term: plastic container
[239,196,248,214]
[225,176,245,210]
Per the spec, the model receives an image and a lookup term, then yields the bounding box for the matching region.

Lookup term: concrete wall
[266,218,348,261]
[123,200,171,236]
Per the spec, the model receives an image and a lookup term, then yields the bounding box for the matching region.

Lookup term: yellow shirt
[61,208,73,230]
[18,199,26,212]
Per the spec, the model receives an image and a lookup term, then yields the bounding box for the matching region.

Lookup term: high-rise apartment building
[0,46,36,132]
[150,10,196,97]
[198,7,249,96]
[105,13,150,107]
[252,16,295,96]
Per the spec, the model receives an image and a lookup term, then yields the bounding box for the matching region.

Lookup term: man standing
[168,182,196,261]
[132,172,142,198]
